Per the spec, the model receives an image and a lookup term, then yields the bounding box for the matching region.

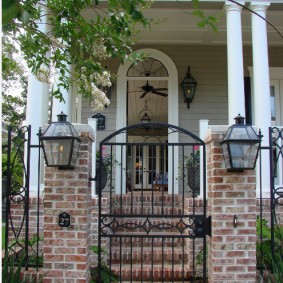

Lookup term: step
[110,236,186,248]
[110,246,189,265]
[110,264,192,281]
[111,206,185,215]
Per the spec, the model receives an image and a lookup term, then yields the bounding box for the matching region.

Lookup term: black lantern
[140,112,151,123]
[181,66,197,108]
[220,114,260,172]
[40,112,81,169]
[139,100,152,123]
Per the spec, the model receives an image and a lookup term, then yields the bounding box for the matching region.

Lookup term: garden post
[43,124,94,283]
[206,126,257,283]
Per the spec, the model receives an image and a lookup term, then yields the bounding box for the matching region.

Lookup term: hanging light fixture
[220,114,260,172]
[180,66,197,109]
[40,112,81,169]
[139,100,153,123]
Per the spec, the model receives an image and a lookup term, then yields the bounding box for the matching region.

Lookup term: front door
[131,144,167,190]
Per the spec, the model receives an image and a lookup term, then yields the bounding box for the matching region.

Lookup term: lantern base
[58,166,75,170]
[227,168,244,173]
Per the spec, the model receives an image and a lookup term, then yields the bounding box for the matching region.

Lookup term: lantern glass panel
[229,142,260,169]
[70,139,81,166]
[43,122,78,137]
[221,143,231,169]
[226,126,259,140]
[42,139,73,167]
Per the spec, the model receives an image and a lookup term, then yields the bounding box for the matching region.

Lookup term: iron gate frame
[2,125,43,270]
[97,122,211,282]
[257,126,283,274]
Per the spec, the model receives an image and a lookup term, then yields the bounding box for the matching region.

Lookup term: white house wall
[81,44,283,140]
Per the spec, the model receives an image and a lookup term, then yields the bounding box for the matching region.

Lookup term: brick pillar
[206,126,257,283]
[43,125,94,283]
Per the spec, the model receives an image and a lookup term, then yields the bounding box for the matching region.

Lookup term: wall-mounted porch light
[180,66,197,109]
[220,114,260,172]
[40,112,81,169]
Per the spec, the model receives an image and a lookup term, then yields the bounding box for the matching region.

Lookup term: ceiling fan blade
[152,90,168,97]
[154,88,168,91]
[140,91,148,98]
[128,90,143,93]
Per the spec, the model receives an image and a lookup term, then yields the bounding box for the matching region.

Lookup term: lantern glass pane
[221,143,231,169]
[224,125,259,141]
[230,142,259,169]
[230,143,245,168]
[70,139,80,166]
[42,139,73,166]
[43,123,78,137]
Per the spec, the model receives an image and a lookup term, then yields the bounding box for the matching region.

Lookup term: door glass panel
[135,146,143,185]
[148,146,157,185]
[270,86,276,121]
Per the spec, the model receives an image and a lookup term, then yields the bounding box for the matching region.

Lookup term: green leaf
[2,0,21,25]
[197,21,206,28]
[192,10,204,18]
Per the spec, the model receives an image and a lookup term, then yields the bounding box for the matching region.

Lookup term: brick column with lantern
[42,122,94,283]
[206,120,260,283]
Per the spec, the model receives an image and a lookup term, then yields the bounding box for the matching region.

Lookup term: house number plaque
[92,113,106,130]
[59,212,71,228]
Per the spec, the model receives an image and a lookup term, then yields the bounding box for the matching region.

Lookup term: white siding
[81,45,283,143]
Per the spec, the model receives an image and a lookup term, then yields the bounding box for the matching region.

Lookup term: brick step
[116,193,184,203]
[110,246,189,264]
[112,207,185,215]
[110,265,192,281]
[111,236,186,249]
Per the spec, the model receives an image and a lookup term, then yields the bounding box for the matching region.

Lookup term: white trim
[116,48,179,194]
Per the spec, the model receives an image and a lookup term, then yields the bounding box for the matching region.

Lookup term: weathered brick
[206,128,257,283]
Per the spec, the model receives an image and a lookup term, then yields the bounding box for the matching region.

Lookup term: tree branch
[228,0,283,40]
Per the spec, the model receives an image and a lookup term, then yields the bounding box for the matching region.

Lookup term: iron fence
[2,125,43,270]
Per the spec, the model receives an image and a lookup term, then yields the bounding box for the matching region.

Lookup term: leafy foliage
[256,217,283,272]
[2,36,27,126]
[2,0,153,104]
[90,245,119,283]
[2,250,27,283]
[191,0,222,33]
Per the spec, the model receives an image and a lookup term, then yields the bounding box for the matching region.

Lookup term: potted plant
[185,146,200,197]
[95,146,118,192]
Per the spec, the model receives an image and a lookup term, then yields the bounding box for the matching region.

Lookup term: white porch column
[52,65,73,121]
[225,1,246,125]
[250,2,271,197]
[25,7,50,195]
[199,119,209,199]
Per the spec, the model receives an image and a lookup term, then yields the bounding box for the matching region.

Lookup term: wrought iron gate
[97,123,210,282]
[2,125,43,270]
[257,126,283,275]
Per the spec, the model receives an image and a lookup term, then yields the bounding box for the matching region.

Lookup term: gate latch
[194,216,211,237]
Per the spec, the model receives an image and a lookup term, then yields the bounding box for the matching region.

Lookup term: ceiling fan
[137,81,168,98]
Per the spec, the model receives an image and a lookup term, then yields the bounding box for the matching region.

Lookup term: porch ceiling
[83,2,283,129]
[137,2,283,46]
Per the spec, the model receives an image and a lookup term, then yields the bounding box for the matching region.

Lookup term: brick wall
[43,129,94,283]
[206,127,257,283]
